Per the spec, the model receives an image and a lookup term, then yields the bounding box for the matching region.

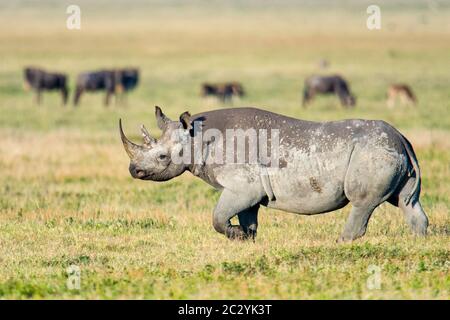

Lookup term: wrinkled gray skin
[120,106,428,242]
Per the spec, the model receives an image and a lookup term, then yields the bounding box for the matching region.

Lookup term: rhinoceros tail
[399,133,421,205]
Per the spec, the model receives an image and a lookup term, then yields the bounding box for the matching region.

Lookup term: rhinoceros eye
[158,154,168,161]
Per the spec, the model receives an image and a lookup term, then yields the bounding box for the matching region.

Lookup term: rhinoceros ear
[155,106,171,131]
[179,111,192,131]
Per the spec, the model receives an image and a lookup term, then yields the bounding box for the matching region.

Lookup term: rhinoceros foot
[226,225,253,241]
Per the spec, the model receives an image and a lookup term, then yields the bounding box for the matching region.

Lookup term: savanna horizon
[0,0,448,299]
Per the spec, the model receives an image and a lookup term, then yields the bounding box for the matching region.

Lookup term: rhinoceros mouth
[130,163,172,181]
[143,166,174,181]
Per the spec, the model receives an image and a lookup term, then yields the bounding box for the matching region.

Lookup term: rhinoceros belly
[266,149,351,215]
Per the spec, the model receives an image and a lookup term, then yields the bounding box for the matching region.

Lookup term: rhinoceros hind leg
[338,205,377,242]
[389,177,429,236]
[213,189,260,241]
[341,146,401,242]
[398,200,428,236]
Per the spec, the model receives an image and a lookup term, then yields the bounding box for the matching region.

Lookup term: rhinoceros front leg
[238,205,259,241]
[213,189,260,240]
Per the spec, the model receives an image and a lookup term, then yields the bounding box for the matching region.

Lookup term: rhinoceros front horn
[119,119,143,159]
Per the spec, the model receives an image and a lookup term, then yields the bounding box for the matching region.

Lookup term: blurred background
[1,0,449,129]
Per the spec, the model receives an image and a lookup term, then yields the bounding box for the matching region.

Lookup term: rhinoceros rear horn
[119,119,143,159]
[141,124,156,146]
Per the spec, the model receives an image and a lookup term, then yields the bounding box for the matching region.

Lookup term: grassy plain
[0,0,448,299]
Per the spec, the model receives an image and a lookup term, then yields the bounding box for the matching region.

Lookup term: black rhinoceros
[120,107,428,242]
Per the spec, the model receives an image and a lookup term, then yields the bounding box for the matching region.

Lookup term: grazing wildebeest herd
[22,64,426,242]
[24,66,415,111]
[23,67,139,107]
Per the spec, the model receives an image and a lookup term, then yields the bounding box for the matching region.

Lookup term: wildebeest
[120,107,428,242]
[23,67,68,105]
[74,68,139,106]
[201,82,245,102]
[303,75,356,108]
[387,84,417,107]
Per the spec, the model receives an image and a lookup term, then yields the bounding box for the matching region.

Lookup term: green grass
[0,0,448,299]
